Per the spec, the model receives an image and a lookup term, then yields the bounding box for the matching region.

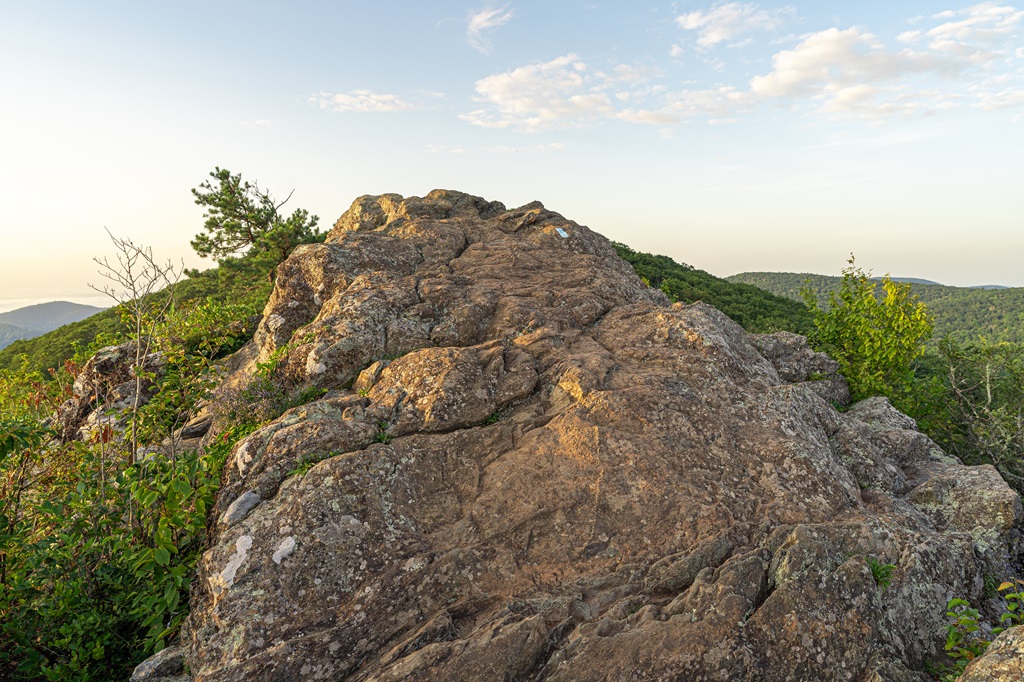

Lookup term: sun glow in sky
[1,1,1022,312]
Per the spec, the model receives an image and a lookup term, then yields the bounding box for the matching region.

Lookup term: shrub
[802,256,932,403]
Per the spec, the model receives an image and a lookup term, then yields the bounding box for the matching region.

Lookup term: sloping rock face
[182,190,1023,681]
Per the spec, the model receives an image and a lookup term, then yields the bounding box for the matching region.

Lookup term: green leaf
[154,547,171,566]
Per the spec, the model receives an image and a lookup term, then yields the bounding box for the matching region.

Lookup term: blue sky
[1,1,1022,311]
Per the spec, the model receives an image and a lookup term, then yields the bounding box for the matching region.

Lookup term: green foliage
[0,258,271,377]
[134,299,260,446]
[612,243,813,335]
[0,438,237,680]
[190,167,323,279]
[802,257,932,403]
[866,556,896,590]
[0,309,125,375]
[0,261,265,679]
[930,587,1024,680]
[993,578,1024,634]
[0,169,306,679]
[935,598,989,680]
[375,420,392,444]
[0,418,49,462]
[906,340,1024,492]
[729,271,1024,347]
[294,385,327,405]
[484,411,502,425]
[286,449,336,478]
[983,573,1001,601]
[287,459,318,478]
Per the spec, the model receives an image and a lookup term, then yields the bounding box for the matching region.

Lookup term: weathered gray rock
[130,645,186,681]
[179,415,212,440]
[751,330,850,404]
[54,342,164,442]
[219,490,261,527]
[178,190,1023,681]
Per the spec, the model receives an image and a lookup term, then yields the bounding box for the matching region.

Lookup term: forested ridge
[728,271,1024,345]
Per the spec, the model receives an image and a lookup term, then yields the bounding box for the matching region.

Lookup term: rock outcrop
[179,190,1023,680]
[52,342,164,442]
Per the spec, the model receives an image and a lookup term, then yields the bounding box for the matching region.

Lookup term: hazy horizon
[2,1,1022,298]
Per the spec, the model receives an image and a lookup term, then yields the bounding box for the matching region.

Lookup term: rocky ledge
[174,190,1021,680]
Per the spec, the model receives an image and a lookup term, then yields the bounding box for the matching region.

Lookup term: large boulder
[181,190,1022,680]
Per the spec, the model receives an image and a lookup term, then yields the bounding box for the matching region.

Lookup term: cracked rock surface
[180,190,1023,681]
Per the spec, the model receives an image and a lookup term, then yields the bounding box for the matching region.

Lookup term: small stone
[220,491,261,527]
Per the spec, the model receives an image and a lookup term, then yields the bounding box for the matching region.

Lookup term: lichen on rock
[177,190,1023,681]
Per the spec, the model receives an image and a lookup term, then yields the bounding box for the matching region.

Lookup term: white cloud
[745,27,978,119]
[750,28,956,100]
[677,2,792,48]
[461,54,741,131]
[310,90,418,113]
[459,4,1024,131]
[744,5,1024,121]
[821,85,959,119]
[928,3,1023,47]
[466,4,515,54]
[924,3,1023,65]
[975,87,1024,109]
[607,64,652,84]
[460,54,615,131]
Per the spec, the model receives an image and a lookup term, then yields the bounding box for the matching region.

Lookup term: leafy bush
[943,598,988,677]
[802,257,932,403]
[993,578,1024,634]
[0,419,253,680]
[929,584,1024,680]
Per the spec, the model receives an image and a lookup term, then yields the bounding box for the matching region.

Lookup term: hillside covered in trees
[613,244,814,335]
[728,271,1024,345]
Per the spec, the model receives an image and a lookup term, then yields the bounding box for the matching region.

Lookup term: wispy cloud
[928,2,1023,52]
[676,2,793,49]
[309,90,418,113]
[460,54,615,131]
[460,51,750,131]
[747,4,1023,121]
[467,4,515,54]
[749,28,958,98]
[459,2,1024,130]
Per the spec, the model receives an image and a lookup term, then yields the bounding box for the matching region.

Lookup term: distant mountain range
[0,301,107,350]
[727,272,1024,345]
[885,277,1007,290]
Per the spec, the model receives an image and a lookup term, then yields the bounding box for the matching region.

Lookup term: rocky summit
[167,190,1021,680]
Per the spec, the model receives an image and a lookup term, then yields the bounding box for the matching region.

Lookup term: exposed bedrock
[180,190,1022,681]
